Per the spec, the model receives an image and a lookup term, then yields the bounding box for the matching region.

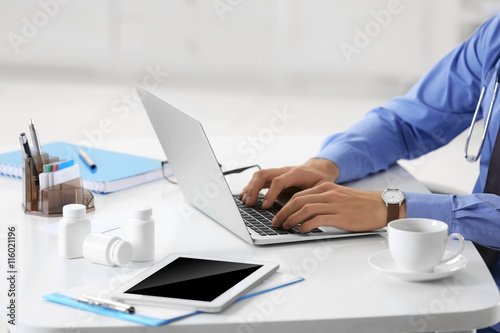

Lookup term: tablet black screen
[124,257,262,302]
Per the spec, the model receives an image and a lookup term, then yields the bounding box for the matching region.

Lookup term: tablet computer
[111,253,279,313]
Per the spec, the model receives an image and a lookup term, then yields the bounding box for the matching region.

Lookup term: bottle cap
[130,205,152,220]
[111,240,133,266]
[63,204,86,219]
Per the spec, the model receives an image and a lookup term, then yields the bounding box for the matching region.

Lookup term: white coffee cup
[387,218,465,273]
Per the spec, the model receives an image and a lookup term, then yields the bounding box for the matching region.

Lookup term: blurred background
[0,0,499,193]
[1,0,496,90]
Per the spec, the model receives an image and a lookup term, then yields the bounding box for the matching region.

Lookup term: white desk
[1,140,499,333]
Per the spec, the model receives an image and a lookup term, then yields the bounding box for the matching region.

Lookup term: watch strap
[387,204,400,223]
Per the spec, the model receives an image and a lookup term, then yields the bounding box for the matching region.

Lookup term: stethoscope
[464,65,500,162]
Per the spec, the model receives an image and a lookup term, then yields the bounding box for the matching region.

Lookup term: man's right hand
[239,158,340,209]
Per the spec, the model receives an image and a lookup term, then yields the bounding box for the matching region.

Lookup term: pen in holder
[22,152,95,217]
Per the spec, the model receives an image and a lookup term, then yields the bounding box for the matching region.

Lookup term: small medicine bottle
[58,204,91,259]
[128,205,155,262]
[82,233,133,267]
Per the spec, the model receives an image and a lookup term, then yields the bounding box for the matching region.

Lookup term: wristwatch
[381,189,405,224]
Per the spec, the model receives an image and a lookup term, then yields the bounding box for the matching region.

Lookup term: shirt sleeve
[315,13,500,184]
[405,191,500,250]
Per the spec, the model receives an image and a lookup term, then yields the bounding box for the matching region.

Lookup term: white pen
[29,118,46,170]
[78,149,97,171]
[77,295,135,314]
[29,119,42,157]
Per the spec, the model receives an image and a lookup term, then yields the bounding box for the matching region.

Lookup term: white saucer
[368,250,468,282]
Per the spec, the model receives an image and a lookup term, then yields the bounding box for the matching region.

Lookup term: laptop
[137,84,385,245]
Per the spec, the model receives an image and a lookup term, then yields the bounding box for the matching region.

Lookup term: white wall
[0,0,499,195]
[1,0,497,92]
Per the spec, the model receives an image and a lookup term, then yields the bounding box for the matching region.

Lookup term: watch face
[383,189,405,204]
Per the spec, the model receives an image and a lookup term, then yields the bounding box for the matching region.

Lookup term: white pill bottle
[58,204,91,258]
[82,233,133,267]
[128,205,155,262]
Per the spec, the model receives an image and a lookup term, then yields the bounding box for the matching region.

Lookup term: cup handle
[441,233,465,264]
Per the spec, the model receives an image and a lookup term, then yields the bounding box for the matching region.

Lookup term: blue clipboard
[43,275,304,327]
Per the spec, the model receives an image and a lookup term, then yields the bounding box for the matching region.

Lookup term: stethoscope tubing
[464,66,500,162]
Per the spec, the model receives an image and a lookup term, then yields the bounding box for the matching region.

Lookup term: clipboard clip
[77,295,135,314]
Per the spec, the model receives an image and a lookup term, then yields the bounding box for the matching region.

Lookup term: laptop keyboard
[233,195,324,236]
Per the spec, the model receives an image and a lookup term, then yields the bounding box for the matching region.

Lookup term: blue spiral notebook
[0,142,168,194]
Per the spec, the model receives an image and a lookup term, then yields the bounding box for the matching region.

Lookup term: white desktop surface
[1,138,499,333]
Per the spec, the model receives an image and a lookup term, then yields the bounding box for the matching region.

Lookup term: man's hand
[271,182,394,233]
[240,158,340,209]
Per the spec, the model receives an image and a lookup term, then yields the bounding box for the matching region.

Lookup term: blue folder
[43,275,304,327]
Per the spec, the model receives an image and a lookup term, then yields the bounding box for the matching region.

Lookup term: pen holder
[22,153,95,217]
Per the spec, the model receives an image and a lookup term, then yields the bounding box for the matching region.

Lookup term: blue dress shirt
[315,13,500,330]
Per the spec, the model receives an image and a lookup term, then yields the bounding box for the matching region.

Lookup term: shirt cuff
[314,142,372,184]
[404,192,454,228]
